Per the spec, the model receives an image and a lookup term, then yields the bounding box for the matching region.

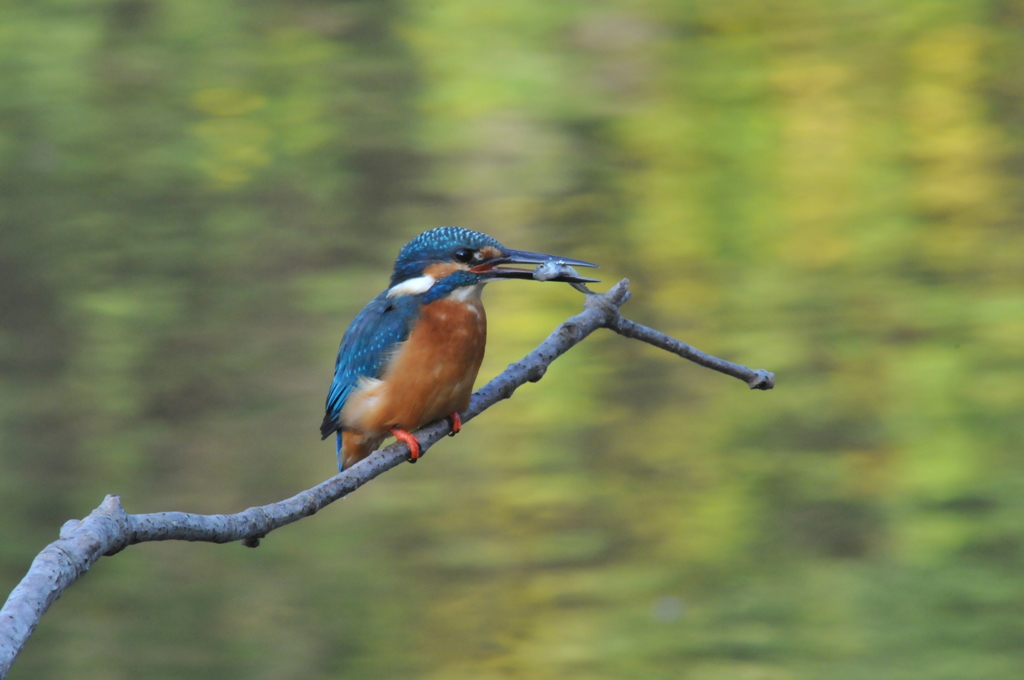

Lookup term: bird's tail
[335,430,385,472]
[335,431,344,472]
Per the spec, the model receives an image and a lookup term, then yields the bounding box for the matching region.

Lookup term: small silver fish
[532,260,597,294]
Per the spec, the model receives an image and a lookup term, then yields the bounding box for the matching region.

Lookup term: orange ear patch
[479,246,502,261]
[424,262,466,279]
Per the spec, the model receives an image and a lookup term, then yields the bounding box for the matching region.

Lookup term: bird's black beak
[471,249,600,284]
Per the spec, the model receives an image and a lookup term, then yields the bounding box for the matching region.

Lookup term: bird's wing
[320,292,419,439]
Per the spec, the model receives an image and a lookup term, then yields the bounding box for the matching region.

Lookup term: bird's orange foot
[389,428,421,463]
[448,412,462,437]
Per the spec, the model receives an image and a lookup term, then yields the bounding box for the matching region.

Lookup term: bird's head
[387,227,598,300]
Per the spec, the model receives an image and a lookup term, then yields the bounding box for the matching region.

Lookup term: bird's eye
[454,248,475,263]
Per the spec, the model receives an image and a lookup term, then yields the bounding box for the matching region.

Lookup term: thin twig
[608,316,775,390]
[0,278,773,678]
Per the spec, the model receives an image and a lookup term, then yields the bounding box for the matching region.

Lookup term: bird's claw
[389,428,421,462]
[448,412,462,437]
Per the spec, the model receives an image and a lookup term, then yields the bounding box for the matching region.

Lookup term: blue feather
[390,227,502,285]
[320,291,421,439]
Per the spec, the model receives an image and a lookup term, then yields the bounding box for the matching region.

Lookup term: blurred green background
[2,0,1024,678]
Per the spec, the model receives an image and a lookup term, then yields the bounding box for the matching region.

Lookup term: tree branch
[0,279,774,678]
[607,316,775,390]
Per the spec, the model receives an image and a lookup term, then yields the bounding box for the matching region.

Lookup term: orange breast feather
[341,296,487,436]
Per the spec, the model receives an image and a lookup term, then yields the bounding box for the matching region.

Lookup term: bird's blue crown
[390,227,503,286]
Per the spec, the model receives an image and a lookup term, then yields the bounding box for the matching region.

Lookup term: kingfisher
[321,227,598,471]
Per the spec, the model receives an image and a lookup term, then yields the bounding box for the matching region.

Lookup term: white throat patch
[448,283,484,302]
[387,275,436,298]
